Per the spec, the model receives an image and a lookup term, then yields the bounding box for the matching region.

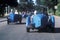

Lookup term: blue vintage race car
[26,7,55,32]
[7,12,22,24]
[26,12,55,32]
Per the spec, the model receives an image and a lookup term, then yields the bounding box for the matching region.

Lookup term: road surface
[0,16,60,40]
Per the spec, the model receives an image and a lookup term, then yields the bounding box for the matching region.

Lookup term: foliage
[55,3,60,16]
[36,0,58,15]
[18,0,34,11]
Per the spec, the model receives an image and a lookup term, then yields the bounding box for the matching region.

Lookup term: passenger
[15,10,18,14]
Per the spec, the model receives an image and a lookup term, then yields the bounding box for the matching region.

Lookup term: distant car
[26,6,55,32]
[7,12,22,24]
[21,12,28,18]
[22,14,28,18]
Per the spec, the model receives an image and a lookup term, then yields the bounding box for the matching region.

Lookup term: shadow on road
[7,23,60,33]
[27,28,60,33]
[7,22,26,25]
[55,28,60,33]
[16,23,26,24]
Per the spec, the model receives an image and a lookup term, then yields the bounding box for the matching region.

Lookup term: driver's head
[10,9,14,13]
[34,10,37,15]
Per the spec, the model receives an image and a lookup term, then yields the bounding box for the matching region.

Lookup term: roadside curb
[0,20,7,22]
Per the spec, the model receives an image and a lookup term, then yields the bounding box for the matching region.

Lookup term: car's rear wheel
[26,28,30,32]
[51,27,55,32]
[18,16,22,24]
[38,29,41,32]
[19,20,22,24]
[7,19,10,24]
[46,25,55,32]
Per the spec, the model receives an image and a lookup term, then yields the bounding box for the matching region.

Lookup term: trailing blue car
[21,12,28,18]
[7,12,22,24]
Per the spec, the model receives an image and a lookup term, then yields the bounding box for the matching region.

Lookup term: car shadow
[27,28,60,33]
[14,22,26,25]
[55,28,60,33]
[7,22,26,25]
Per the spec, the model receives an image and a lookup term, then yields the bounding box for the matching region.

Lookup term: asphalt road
[0,16,60,40]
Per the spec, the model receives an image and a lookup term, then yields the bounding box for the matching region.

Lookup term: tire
[49,24,55,32]
[46,25,55,32]
[7,18,9,24]
[7,20,9,24]
[38,29,40,32]
[48,18,55,32]
[18,16,22,24]
[26,28,30,32]
[19,20,22,24]
[51,27,55,33]
[46,26,50,32]
[38,28,41,32]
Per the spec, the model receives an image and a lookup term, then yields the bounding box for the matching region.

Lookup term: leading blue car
[26,7,55,32]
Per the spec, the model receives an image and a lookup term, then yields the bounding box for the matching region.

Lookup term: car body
[26,6,55,32]
[7,12,22,24]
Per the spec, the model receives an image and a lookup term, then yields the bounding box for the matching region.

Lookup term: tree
[5,0,18,7]
[26,2,34,11]
[36,0,58,15]
[18,0,34,11]
[0,0,18,16]
[45,0,58,15]
[0,5,5,16]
